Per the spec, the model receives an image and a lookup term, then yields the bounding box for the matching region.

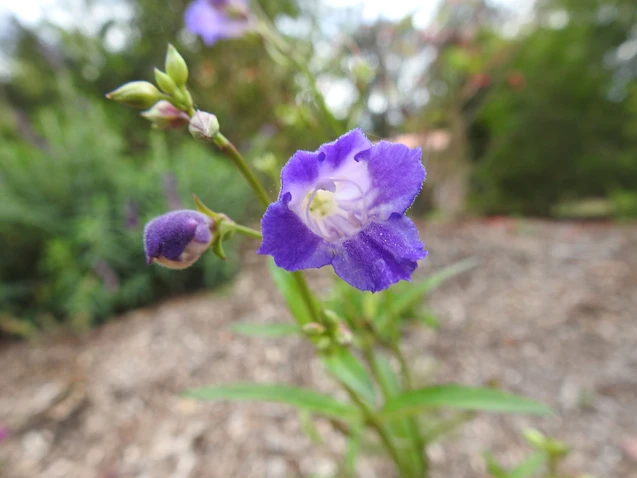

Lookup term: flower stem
[292,271,321,324]
[340,382,413,477]
[363,347,427,477]
[211,133,272,208]
[233,223,263,239]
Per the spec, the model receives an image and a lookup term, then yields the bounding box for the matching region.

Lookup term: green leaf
[483,452,508,478]
[379,385,552,421]
[298,409,323,445]
[229,322,299,337]
[185,383,360,420]
[323,348,376,404]
[507,451,545,478]
[374,354,426,476]
[344,420,364,477]
[386,258,479,320]
[267,258,313,325]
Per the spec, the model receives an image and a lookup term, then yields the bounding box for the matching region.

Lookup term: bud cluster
[302,309,353,352]
[106,44,197,131]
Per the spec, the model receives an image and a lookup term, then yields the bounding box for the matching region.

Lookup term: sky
[0,0,534,29]
[0,0,534,77]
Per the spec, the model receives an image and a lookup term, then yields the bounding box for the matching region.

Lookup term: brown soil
[0,220,636,478]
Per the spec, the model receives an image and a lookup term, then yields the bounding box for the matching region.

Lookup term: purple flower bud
[143,210,214,269]
[0,426,9,443]
[185,0,253,46]
[140,101,190,130]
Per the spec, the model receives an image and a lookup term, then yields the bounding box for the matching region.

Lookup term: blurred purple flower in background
[258,129,427,292]
[144,210,214,269]
[185,0,253,46]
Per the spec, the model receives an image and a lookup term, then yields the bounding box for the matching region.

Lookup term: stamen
[302,175,372,242]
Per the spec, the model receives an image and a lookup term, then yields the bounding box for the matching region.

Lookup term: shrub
[0,96,251,336]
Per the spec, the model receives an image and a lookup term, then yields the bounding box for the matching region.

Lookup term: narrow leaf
[185,383,360,420]
[387,258,479,320]
[229,322,299,337]
[323,349,376,404]
[267,258,312,325]
[507,452,545,478]
[374,354,426,475]
[379,385,552,421]
[344,420,364,478]
[483,452,508,478]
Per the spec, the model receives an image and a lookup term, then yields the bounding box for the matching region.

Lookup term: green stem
[364,347,427,477]
[292,271,322,324]
[233,223,263,239]
[212,133,272,208]
[341,382,412,478]
[210,135,321,328]
[392,342,414,390]
[392,343,428,474]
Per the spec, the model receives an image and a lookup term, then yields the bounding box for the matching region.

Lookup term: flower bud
[143,210,214,269]
[154,68,178,95]
[105,81,163,109]
[141,101,190,130]
[189,111,220,142]
[302,323,326,337]
[165,44,189,86]
[335,323,353,346]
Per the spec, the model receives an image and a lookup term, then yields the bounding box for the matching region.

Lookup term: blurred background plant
[0,79,250,336]
[1,0,636,336]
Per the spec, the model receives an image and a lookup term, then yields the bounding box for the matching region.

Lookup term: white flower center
[300,177,372,243]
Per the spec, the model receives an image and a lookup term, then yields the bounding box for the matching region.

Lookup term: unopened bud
[335,323,353,346]
[154,68,178,95]
[144,210,214,270]
[141,101,190,130]
[303,323,326,337]
[523,429,546,449]
[189,111,220,142]
[166,44,189,86]
[323,309,340,328]
[105,81,162,109]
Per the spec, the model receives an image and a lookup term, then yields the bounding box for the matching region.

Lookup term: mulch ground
[0,219,636,478]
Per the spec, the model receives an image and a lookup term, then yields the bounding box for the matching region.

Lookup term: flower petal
[357,141,425,218]
[331,214,427,292]
[318,128,372,171]
[257,194,334,270]
[280,150,322,200]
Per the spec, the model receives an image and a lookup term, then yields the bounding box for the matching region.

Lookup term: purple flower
[258,129,427,292]
[144,210,214,269]
[0,426,8,443]
[185,0,253,46]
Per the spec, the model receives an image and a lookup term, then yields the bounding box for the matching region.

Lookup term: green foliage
[0,91,251,336]
[470,0,637,215]
[184,383,361,420]
[325,258,478,344]
[485,429,574,478]
[379,385,552,421]
[229,322,299,337]
[611,189,637,220]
